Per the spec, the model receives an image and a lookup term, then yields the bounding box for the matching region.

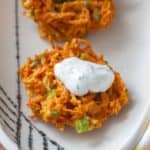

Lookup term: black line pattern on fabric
[0,105,16,124]
[0,97,17,117]
[58,145,65,150]
[0,85,17,108]
[42,133,48,150]
[0,116,17,142]
[50,141,64,150]
[58,147,65,150]
[15,0,22,148]
[22,113,64,150]
[28,124,33,150]
[0,114,16,133]
[0,91,17,142]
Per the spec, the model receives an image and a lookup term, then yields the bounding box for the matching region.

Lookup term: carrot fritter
[21,0,115,41]
[19,39,128,133]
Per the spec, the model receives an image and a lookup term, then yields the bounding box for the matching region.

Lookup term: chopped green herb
[30,10,35,16]
[50,110,58,116]
[76,84,80,90]
[33,108,40,114]
[84,0,92,9]
[93,9,101,22]
[104,60,109,65]
[30,60,40,68]
[75,116,92,133]
[47,88,56,98]
[80,53,88,60]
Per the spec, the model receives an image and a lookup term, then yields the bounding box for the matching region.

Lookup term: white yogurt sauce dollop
[54,57,114,96]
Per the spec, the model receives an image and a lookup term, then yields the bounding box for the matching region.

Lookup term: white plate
[0,0,150,150]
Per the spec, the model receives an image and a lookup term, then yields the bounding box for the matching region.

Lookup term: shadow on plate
[86,0,143,54]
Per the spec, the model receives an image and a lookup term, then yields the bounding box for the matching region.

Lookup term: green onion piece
[104,60,109,65]
[80,53,88,60]
[30,60,40,68]
[84,0,92,9]
[93,9,101,22]
[75,116,92,133]
[33,108,40,114]
[47,89,56,98]
[30,10,35,16]
[50,110,58,116]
